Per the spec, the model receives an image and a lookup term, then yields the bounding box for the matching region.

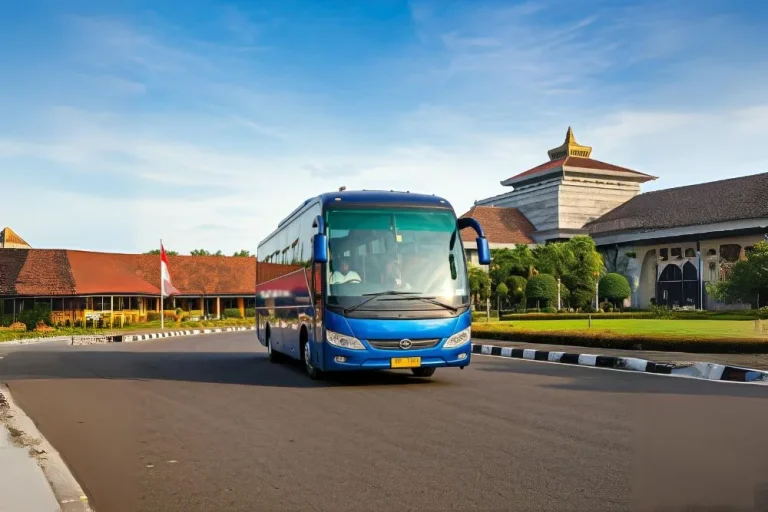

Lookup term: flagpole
[160,239,164,330]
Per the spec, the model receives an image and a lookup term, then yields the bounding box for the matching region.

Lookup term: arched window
[706,249,717,257]
[683,261,697,281]
[659,264,682,282]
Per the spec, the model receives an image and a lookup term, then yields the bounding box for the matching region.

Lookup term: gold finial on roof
[547,126,592,161]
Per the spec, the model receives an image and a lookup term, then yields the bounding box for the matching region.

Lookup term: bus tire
[267,328,281,364]
[411,367,436,378]
[301,330,323,380]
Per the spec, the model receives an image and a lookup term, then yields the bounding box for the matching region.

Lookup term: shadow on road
[476,359,768,399]
[0,349,448,389]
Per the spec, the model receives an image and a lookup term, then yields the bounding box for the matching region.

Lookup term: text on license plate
[391,357,421,368]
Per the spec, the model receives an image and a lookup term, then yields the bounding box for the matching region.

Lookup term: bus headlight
[326,330,365,350]
[444,327,471,348]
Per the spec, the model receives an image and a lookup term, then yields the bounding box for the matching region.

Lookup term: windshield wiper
[381,296,458,313]
[344,290,422,314]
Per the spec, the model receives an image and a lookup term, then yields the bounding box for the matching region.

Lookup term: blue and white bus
[255,190,490,379]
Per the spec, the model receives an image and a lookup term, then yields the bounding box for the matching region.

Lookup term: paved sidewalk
[476,339,768,370]
[0,395,61,511]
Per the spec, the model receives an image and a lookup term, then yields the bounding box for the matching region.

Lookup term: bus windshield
[326,207,469,311]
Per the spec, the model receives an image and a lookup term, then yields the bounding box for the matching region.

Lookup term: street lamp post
[697,250,703,310]
[594,271,600,310]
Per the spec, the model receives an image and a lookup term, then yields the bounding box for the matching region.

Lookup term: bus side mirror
[477,237,490,265]
[457,217,491,265]
[314,234,328,263]
[312,215,328,263]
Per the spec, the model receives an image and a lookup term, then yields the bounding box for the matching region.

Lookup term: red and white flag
[161,243,179,296]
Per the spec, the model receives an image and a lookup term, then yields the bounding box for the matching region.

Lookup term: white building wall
[477,179,560,232]
[625,234,764,309]
[558,177,641,230]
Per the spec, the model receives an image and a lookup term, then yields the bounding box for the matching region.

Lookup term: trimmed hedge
[472,324,768,354]
[599,273,631,303]
[501,312,652,321]
[245,308,256,318]
[500,310,765,321]
[223,308,243,319]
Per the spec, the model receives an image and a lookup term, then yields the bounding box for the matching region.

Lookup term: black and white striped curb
[471,343,768,384]
[121,326,256,343]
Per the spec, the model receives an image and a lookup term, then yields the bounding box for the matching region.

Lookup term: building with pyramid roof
[461,128,768,310]
[0,227,31,249]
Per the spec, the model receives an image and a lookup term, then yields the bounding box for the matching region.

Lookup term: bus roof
[318,190,453,210]
[261,190,455,249]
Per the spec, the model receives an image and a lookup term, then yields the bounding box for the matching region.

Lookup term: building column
[215,297,220,319]
[198,297,204,314]
[237,297,245,318]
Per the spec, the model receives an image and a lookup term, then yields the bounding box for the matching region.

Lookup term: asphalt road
[1,333,767,512]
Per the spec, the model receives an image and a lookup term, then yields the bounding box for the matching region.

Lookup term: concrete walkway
[476,339,768,370]
[0,402,61,511]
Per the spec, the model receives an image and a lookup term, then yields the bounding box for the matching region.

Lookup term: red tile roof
[0,249,258,297]
[502,156,655,185]
[16,250,76,295]
[502,157,566,184]
[132,254,256,295]
[459,206,534,244]
[68,251,159,295]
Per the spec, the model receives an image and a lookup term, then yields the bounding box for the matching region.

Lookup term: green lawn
[484,319,767,338]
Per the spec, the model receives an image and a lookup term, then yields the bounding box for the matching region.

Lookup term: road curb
[121,326,256,343]
[0,384,92,511]
[471,343,768,384]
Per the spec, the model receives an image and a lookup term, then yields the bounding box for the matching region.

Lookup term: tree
[599,273,631,308]
[233,250,251,257]
[525,274,558,310]
[468,264,492,306]
[533,242,575,279]
[145,249,178,256]
[505,275,527,309]
[561,236,603,310]
[489,245,535,285]
[190,249,224,256]
[495,282,509,310]
[711,241,768,307]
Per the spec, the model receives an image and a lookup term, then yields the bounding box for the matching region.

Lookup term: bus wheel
[411,367,436,378]
[267,331,281,364]
[302,337,323,380]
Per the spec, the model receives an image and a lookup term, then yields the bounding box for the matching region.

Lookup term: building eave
[590,218,768,246]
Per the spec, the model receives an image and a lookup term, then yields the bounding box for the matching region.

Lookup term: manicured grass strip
[472,323,768,354]
[482,319,765,338]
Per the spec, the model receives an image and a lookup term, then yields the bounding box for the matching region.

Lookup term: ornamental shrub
[525,274,558,309]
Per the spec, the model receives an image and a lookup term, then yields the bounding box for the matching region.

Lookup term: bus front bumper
[320,342,472,371]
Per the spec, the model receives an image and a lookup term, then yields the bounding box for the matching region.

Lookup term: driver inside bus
[330,258,362,284]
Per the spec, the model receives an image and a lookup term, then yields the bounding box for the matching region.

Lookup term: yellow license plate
[391,357,421,368]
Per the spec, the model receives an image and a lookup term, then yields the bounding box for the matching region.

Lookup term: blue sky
[1,0,767,254]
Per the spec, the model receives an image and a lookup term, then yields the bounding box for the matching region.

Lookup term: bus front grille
[367,338,441,350]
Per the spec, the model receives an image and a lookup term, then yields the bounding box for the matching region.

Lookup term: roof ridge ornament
[547,126,592,161]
